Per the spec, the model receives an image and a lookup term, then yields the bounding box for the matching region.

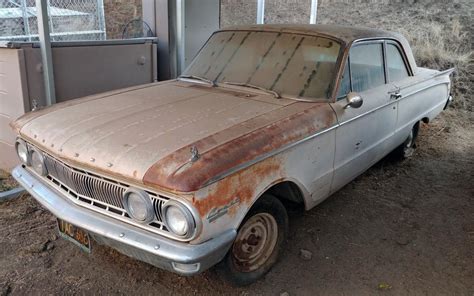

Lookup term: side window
[386,43,409,82]
[349,43,385,92]
[337,58,351,98]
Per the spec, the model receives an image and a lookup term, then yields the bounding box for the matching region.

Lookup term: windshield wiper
[179,75,216,87]
[222,81,281,99]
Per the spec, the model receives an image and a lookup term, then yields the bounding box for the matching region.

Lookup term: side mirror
[344,92,363,109]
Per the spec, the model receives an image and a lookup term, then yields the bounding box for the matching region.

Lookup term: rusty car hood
[14,80,338,192]
[14,81,296,185]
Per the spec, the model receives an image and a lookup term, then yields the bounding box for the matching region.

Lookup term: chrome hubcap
[232,213,278,272]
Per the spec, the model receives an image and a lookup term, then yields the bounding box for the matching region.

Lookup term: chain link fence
[0,0,106,41]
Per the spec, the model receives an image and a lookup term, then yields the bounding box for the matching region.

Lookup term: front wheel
[218,194,288,286]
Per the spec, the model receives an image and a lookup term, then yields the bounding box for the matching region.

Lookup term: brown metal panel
[20,40,158,107]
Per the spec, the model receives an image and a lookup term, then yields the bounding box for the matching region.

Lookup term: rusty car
[11,25,453,285]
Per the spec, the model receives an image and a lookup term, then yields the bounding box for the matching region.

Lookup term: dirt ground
[1,1,473,295]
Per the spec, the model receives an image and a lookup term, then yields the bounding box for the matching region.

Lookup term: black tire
[393,122,420,159]
[218,194,288,286]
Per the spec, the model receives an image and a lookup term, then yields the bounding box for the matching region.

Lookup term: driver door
[330,41,398,193]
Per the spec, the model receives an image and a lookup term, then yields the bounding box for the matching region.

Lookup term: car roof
[220,24,401,44]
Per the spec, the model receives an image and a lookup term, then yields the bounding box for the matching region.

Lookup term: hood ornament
[190,146,200,162]
[172,145,200,176]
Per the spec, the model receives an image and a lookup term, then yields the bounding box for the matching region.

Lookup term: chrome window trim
[352,37,415,76]
[384,40,413,78]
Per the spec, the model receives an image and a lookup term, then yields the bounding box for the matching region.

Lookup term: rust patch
[193,156,283,218]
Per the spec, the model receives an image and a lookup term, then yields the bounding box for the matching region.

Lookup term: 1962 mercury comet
[11,25,453,285]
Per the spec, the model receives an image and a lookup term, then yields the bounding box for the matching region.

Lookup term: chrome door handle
[391,92,402,100]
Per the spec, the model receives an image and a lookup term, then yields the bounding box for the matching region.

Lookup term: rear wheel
[219,194,288,286]
[394,122,419,159]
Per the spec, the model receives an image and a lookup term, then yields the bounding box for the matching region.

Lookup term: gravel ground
[0,171,17,193]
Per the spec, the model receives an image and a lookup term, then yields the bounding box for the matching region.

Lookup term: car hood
[13,81,295,186]
[14,80,338,192]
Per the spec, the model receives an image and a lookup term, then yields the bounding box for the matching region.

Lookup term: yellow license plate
[57,219,91,253]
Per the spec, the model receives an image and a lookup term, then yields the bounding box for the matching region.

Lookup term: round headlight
[30,148,47,176]
[163,201,195,238]
[123,188,154,223]
[15,139,29,165]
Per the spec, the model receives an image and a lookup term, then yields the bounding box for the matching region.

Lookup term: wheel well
[265,181,305,209]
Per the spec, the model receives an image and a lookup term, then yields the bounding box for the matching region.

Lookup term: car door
[329,41,398,193]
[384,41,422,146]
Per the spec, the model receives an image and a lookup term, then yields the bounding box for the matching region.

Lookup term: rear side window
[386,43,409,82]
[349,43,385,92]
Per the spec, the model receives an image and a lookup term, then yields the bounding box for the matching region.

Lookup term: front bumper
[12,165,236,275]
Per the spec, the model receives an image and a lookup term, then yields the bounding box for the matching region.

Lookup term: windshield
[182,31,341,100]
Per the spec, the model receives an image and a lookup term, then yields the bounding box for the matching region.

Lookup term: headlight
[163,201,195,238]
[30,148,47,176]
[15,139,30,165]
[123,188,154,223]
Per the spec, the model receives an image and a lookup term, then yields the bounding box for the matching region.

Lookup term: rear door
[384,41,422,145]
[330,41,398,193]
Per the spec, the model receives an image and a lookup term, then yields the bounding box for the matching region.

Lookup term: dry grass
[318,0,473,112]
[385,19,473,111]
[394,19,471,68]
[104,0,142,39]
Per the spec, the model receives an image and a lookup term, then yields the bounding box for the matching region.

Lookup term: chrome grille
[44,155,125,209]
[39,152,172,236]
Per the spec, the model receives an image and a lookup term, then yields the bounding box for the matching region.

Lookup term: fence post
[175,0,185,75]
[257,0,265,24]
[310,0,318,24]
[96,0,106,40]
[36,0,56,105]
[20,0,31,41]
[45,0,55,36]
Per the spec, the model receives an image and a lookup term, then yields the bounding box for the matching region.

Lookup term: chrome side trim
[401,80,449,99]
[12,165,236,275]
[395,68,454,92]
